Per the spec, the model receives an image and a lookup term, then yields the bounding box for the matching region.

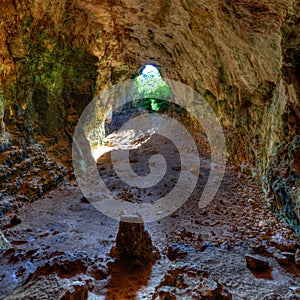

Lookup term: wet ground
[0,112,300,299]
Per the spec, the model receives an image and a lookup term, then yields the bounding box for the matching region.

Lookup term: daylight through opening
[135,65,171,112]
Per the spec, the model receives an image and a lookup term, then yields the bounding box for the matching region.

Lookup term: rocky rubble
[0,174,299,299]
[0,249,107,300]
[262,136,300,238]
[0,247,234,300]
[152,263,232,300]
[245,254,271,272]
[0,142,66,216]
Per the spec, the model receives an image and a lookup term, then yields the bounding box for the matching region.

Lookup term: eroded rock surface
[153,263,232,300]
[0,249,108,300]
[111,214,159,263]
[0,170,299,299]
[0,231,12,251]
[0,142,66,216]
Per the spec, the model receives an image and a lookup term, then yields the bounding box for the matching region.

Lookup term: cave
[0,0,300,299]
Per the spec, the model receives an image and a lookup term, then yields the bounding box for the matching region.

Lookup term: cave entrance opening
[134,64,171,112]
[89,65,173,161]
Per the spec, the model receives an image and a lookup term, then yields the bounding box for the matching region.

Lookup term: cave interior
[0,0,300,299]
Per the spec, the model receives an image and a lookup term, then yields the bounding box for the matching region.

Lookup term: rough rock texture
[0,182,299,299]
[0,141,66,216]
[1,250,108,300]
[0,0,98,161]
[0,230,12,250]
[263,135,300,236]
[111,214,158,263]
[0,0,299,233]
[59,281,88,300]
[245,254,271,272]
[152,263,232,300]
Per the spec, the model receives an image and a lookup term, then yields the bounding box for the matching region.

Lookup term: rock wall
[0,0,299,235]
[0,0,98,162]
[0,142,66,216]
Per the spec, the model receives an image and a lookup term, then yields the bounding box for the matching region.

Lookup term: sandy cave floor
[0,116,300,300]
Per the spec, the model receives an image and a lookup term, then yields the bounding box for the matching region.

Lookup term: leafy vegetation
[0,90,5,129]
[135,65,171,112]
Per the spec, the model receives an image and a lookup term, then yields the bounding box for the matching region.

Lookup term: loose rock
[245,254,271,271]
[273,252,289,265]
[0,231,13,250]
[59,281,88,300]
[295,249,300,267]
[152,264,232,300]
[111,214,159,263]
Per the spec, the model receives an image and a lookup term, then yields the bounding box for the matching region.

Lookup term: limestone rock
[281,252,295,262]
[26,253,89,283]
[6,275,89,300]
[166,243,194,261]
[87,262,108,280]
[4,274,61,300]
[0,0,299,237]
[295,249,300,267]
[111,214,159,263]
[270,233,297,253]
[273,252,289,265]
[0,143,66,216]
[153,264,232,300]
[0,230,13,250]
[245,254,271,272]
[1,249,109,299]
[59,281,88,300]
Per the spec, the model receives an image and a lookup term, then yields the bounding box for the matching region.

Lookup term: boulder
[111,214,159,263]
[245,254,271,271]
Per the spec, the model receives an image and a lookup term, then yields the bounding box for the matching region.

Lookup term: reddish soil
[0,122,299,299]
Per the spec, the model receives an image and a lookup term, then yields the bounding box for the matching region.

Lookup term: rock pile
[1,250,107,300]
[153,263,232,300]
[0,142,66,216]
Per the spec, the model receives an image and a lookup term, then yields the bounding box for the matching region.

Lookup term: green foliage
[23,15,34,32]
[21,23,98,135]
[25,26,96,99]
[0,90,5,132]
[135,65,171,112]
[0,90,5,116]
[282,21,300,69]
